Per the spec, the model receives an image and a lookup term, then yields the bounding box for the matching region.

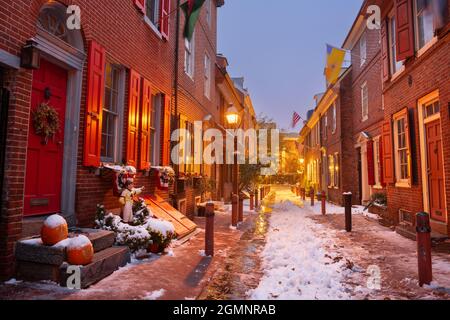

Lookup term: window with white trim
[360,31,367,66]
[374,137,381,187]
[414,0,434,50]
[388,13,404,75]
[328,153,339,188]
[361,82,368,121]
[394,115,410,183]
[101,63,124,163]
[204,53,211,99]
[145,0,160,29]
[150,94,162,166]
[331,102,337,134]
[184,34,195,78]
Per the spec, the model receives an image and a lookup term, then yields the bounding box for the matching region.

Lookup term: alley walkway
[0,206,259,300]
[247,186,450,300]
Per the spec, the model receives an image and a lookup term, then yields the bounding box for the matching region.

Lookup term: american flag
[292,112,301,128]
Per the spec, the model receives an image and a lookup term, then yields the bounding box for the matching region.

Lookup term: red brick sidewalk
[0,210,255,300]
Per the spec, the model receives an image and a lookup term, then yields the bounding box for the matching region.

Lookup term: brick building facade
[300,0,449,238]
[0,0,227,279]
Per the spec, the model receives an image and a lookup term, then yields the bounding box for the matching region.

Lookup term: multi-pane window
[423,100,440,119]
[374,138,381,187]
[328,154,339,188]
[101,64,121,162]
[150,94,162,166]
[146,0,160,29]
[204,54,211,99]
[361,82,368,121]
[389,14,404,74]
[360,32,367,66]
[184,35,195,78]
[414,0,434,50]
[332,103,337,134]
[333,154,339,188]
[396,118,409,181]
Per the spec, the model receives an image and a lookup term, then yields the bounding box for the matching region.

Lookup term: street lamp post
[226,105,240,227]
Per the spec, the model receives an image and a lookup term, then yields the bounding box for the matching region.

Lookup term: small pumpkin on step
[67,235,94,266]
[41,214,68,246]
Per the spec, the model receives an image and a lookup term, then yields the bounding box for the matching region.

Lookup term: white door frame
[417,90,447,223]
[31,28,85,225]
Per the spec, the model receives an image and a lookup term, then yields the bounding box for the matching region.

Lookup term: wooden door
[24,59,68,216]
[426,120,446,222]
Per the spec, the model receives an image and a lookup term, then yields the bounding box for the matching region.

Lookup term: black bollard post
[343,192,352,232]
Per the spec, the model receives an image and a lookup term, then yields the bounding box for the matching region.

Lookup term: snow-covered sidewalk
[249,186,450,300]
[249,187,353,300]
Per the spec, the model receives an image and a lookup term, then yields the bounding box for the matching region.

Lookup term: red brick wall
[0,0,222,279]
[382,29,450,229]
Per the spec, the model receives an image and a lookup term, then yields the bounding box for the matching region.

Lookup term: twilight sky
[218,0,363,131]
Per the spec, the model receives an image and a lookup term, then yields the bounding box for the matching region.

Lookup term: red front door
[24,59,68,216]
[426,119,446,223]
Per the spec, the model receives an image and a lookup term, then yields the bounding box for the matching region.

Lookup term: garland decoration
[32,102,60,145]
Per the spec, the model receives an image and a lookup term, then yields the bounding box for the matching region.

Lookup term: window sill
[184,71,195,82]
[372,185,383,190]
[416,37,438,58]
[395,181,411,188]
[362,116,368,122]
[144,16,163,40]
[390,66,405,82]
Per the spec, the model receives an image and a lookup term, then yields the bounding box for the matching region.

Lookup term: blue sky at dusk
[218,0,363,131]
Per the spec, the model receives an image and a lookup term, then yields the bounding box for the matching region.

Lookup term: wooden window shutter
[379,138,385,186]
[178,114,188,172]
[139,78,152,170]
[381,18,390,82]
[395,0,415,61]
[127,70,141,167]
[382,120,395,184]
[161,95,171,166]
[367,140,376,186]
[134,0,145,13]
[83,41,106,167]
[160,0,171,40]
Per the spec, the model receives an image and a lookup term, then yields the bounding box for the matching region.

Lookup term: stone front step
[60,247,130,289]
[15,229,115,265]
[17,246,130,288]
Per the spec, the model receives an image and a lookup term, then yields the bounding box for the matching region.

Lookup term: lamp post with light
[225,105,241,227]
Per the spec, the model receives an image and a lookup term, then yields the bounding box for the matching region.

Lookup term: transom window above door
[423,100,440,119]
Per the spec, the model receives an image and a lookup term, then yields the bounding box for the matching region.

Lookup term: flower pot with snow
[67,235,94,266]
[41,214,69,246]
[147,242,164,254]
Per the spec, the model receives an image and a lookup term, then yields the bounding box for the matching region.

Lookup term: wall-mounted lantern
[21,40,40,70]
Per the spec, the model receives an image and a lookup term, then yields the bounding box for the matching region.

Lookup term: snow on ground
[142,289,166,300]
[249,188,353,300]
[306,197,379,220]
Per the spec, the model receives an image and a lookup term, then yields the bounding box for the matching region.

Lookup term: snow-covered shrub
[95,202,176,253]
[145,218,177,250]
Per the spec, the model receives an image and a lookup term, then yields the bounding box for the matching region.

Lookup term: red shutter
[367,140,376,186]
[134,0,145,12]
[83,41,106,167]
[139,78,152,170]
[382,120,395,184]
[379,137,385,186]
[160,0,171,40]
[127,70,141,167]
[161,95,171,166]
[395,0,415,61]
[381,18,390,82]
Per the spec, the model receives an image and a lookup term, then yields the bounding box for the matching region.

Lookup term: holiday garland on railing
[32,102,60,145]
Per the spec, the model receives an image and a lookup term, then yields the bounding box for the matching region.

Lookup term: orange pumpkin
[41,215,68,246]
[67,235,94,266]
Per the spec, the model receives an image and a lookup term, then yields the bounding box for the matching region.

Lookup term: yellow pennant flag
[325,44,346,85]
